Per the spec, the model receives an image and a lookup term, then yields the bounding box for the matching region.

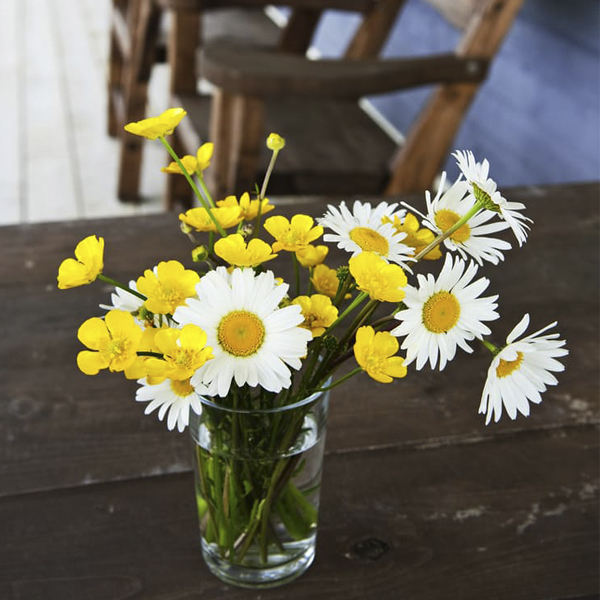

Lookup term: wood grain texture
[0,184,597,598]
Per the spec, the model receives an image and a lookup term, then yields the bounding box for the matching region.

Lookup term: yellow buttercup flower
[353,326,407,383]
[179,206,243,232]
[196,142,214,172]
[264,214,323,252]
[124,107,187,140]
[77,310,143,375]
[57,235,104,289]
[349,252,407,303]
[216,192,274,221]
[136,260,200,315]
[161,154,198,176]
[383,213,442,260]
[295,244,329,268]
[291,294,338,337]
[144,324,214,381]
[266,133,285,151]
[214,233,278,267]
[311,264,340,298]
[123,326,166,381]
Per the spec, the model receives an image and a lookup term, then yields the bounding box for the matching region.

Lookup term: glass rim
[197,383,330,415]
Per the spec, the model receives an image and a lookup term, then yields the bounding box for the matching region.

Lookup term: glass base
[201,536,316,589]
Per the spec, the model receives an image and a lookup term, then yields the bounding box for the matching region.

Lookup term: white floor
[0,0,171,226]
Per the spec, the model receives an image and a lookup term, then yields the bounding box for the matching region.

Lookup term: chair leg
[386,82,479,195]
[117,0,161,202]
[207,89,238,200]
[230,95,265,196]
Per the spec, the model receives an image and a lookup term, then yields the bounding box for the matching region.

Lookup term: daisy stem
[324,291,369,334]
[97,274,146,302]
[313,367,361,393]
[481,338,500,355]
[338,299,379,352]
[260,149,279,200]
[159,137,227,237]
[413,204,481,262]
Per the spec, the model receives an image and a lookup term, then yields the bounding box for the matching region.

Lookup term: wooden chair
[173,0,525,201]
[106,0,283,202]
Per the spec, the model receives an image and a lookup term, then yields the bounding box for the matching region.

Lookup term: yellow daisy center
[496,352,524,378]
[170,378,194,397]
[349,227,389,255]
[218,310,265,357]
[435,209,471,243]
[422,291,461,333]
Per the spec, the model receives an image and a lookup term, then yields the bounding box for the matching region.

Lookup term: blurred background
[1,0,598,225]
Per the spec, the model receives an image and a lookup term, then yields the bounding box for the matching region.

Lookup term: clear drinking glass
[189,387,329,588]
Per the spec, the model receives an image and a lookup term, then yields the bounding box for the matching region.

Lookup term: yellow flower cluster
[59,108,454,402]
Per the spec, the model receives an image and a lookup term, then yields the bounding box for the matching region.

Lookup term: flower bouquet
[58,108,568,588]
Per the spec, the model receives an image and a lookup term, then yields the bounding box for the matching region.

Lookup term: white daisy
[100,279,143,313]
[99,268,164,327]
[391,254,499,370]
[479,314,568,425]
[135,377,206,432]
[453,150,531,247]
[318,200,413,269]
[174,267,312,397]
[418,171,512,265]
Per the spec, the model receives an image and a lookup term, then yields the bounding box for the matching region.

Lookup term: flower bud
[266,133,285,151]
[191,245,209,263]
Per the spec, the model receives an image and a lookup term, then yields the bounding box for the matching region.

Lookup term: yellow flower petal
[161,155,198,175]
[57,235,104,289]
[124,107,187,140]
[77,317,109,350]
[77,350,109,375]
[264,214,323,252]
[214,234,277,267]
[354,326,407,383]
[196,143,214,171]
[349,252,407,303]
[295,244,329,267]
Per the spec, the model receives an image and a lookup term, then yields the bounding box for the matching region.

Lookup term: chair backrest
[387,0,526,193]
[163,0,525,203]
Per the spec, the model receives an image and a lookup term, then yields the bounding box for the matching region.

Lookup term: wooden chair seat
[179,94,398,196]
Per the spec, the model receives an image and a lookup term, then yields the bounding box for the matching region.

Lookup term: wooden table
[1,183,598,599]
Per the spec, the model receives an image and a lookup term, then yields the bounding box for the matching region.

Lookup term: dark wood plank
[0,426,596,599]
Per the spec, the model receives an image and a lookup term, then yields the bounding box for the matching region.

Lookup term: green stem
[260,149,279,200]
[413,204,481,262]
[159,137,227,237]
[292,253,301,297]
[481,338,500,355]
[324,291,369,334]
[314,367,361,392]
[337,299,379,351]
[97,274,146,302]
[197,173,216,208]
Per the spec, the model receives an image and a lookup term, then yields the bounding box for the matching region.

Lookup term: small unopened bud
[336,266,350,283]
[266,133,285,151]
[321,335,338,352]
[191,245,209,263]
